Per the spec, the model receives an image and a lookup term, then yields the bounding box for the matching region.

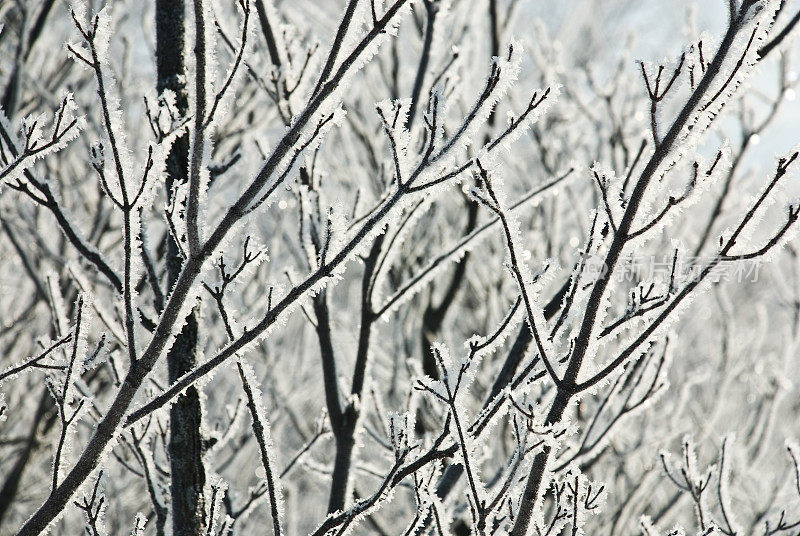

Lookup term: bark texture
[156,1,207,534]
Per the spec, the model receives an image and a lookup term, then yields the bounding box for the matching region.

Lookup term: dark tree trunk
[328,418,357,513]
[155,1,207,534]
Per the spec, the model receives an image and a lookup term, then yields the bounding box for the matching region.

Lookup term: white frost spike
[465,298,525,359]
[70,0,88,25]
[90,141,104,169]
[68,6,134,204]
[137,127,185,215]
[205,0,252,129]
[428,40,526,171]
[553,468,606,536]
[68,294,93,390]
[488,84,560,159]
[129,513,147,536]
[387,411,415,453]
[482,165,558,369]
[237,359,286,528]
[374,173,572,319]
[681,437,700,485]
[45,271,69,336]
[423,84,446,155]
[298,1,412,147]
[0,94,84,187]
[82,334,108,375]
[20,113,46,150]
[68,264,126,345]
[717,436,742,535]
[376,98,413,180]
[327,200,349,259]
[92,6,113,64]
[673,1,779,172]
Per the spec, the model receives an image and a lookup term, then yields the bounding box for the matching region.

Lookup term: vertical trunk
[155,1,206,534]
[509,390,571,536]
[315,238,384,514]
[166,313,205,535]
[328,420,357,513]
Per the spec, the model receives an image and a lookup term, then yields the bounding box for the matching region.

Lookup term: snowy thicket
[2,0,800,535]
